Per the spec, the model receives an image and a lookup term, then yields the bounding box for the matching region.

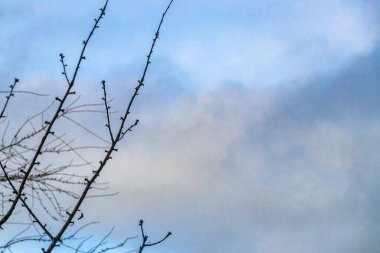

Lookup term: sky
[1,0,380,252]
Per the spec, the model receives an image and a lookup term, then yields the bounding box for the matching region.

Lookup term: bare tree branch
[0,1,175,252]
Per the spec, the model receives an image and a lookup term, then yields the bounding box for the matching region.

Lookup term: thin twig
[138,220,171,253]
[0,78,18,119]
[101,81,114,142]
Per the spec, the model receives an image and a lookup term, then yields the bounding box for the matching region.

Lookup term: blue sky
[1,0,380,252]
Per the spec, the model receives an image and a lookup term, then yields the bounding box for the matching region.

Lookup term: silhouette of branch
[101,81,114,142]
[0,1,175,252]
[0,0,109,228]
[138,220,171,253]
[0,78,18,120]
[44,0,174,251]
[59,53,70,85]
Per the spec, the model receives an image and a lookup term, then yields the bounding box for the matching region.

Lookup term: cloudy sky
[1,0,380,252]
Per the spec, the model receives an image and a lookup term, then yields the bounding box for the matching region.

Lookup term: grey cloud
[82,48,380,253]
[275,51,380,123]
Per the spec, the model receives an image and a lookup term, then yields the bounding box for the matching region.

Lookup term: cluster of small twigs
[0,97,108,222]
[0,0,174,252]
[0,222,137,253]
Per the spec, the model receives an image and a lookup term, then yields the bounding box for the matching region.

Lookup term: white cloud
[161,0,379,86]
[1,0,378,89]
